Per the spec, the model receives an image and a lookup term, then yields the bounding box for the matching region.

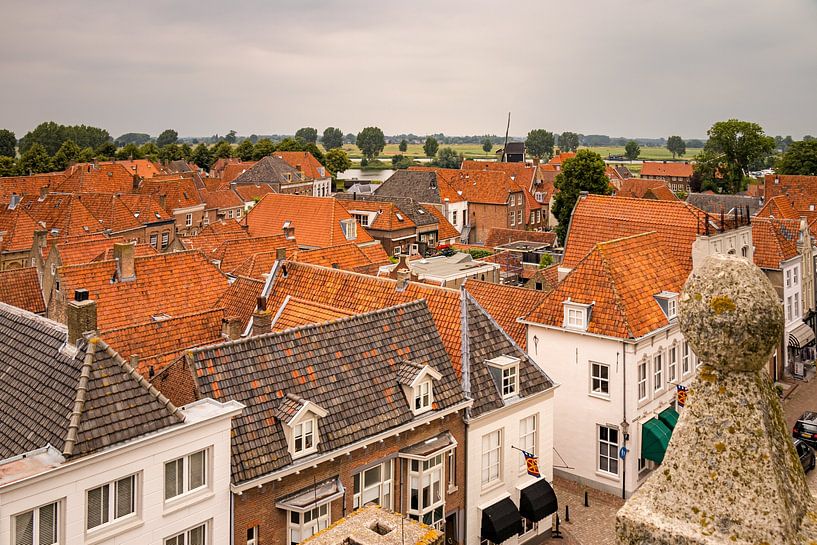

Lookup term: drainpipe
[230,491,234,545]
[621,341,627,500]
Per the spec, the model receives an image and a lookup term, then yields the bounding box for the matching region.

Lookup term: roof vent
[74,289,89,302]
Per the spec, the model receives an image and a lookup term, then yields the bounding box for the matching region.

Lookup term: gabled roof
[270,296,353,331]
[685,193,763,215]
[562,194,717,272]
[216,275,265,323]
[221,162,258,184]
[0,267,45,314]
[359,242,391,264]
[187,300,467,483]
[376,170,444,204]
[524,232,688,339]
[229,251,281,280]
[139,175,204,211]
[617,178,679,201]
[243,194,374,248]
[57,250,230,330]
[0,173,67,202]
[640,161,694,178]
[52,236,127,266]
[99,309,225,376]
[464,279,549,348]
[56,163,136,194]
[337,200,416,231]
[104,160,162,178]
[751,217,801,270]
[292,242,388,273]
[0,207,41,252]
[200,188,244,210]
[231,183,277,203]
[460,160,537,189]
[76,193,172,232]
[273,152,329,180]
[181,220,249,253]
[0,303,183,461]
[421,204,460,241]
[756,195,800,220]
[548,152,576,166]
[22,194,107,237]
[335,193,439,227]
[485,228,557,249]
[209,234,298,272]
[233,156,305,185]
[412,167,524,205]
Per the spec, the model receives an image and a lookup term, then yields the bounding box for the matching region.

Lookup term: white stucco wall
[443,201,468,234]
[465,390,555,545]
[0,399,241,545]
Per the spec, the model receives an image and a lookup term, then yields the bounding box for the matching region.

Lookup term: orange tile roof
[22,194,107,237]
[243,194,374,248]
[221,162,258,184]
[228,251,281,279]
[0,173,66,201]
[270,296,353,331]
[640,161,694,178]
[231,183,277,202]
[58,250,230,330]
[463,279,549,347]
[756,194,800,220]
[751,218,801,270]
[292,242,385,273]
[73,193,172,233]
[562,194,716,273]
[421,204,459,241]
[524,232,688,338]
[338,200,417,231]
[102,243,157,260]
[273,151,329,180]
[548,152,576,166]
[411,167,523,205]
[138,174,204,211]
[56,163,136,194]
[181,220,248,253]
[0,267,45,314]
[460,160,537,189]
[53,236,127,266]
[200,188,244,210]
[485,228,557,248]
[0,208,41,253]
[99,309,225,376]
[359,242,391,265]
[216,274,265,323]
[210,234,298,272]
[104,160,163,179]
[617,178,677,200]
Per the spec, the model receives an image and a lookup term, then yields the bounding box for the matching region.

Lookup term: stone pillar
[616,254,817,545]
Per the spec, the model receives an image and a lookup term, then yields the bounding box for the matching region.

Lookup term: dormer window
[276,394,328,459]
[340,218,357,240]
[654,291,679,320]
[294,418,315,454]
[397,361,443,416]
[414,380,431,412]
[563,299,592,331]
[487,355,521,400]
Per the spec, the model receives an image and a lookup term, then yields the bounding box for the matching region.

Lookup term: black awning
[481,497,523,543]
[519,479,558,522]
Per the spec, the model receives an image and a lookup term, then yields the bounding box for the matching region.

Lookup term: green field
[579,146,702,162]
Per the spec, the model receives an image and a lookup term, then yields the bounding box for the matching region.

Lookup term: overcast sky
[2,0,815,139]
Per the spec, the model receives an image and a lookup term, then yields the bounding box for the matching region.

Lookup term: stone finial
[616,254,817,545]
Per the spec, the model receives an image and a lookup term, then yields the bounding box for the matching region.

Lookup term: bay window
[408,454,445,530]
[289,504,329,545]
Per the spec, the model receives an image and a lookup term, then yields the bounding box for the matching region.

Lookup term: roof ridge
[98,308,225,335]
[63,339,95,457]
[596,230,659,249]
[283,261,460,294]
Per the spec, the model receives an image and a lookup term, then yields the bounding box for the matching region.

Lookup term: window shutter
[14,511,33,545]
[189,451,206,490]
[116,476,135,518]
[38,503,58,545]
[87,486,104,529]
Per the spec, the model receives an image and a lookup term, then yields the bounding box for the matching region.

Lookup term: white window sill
[588,392,611,401]
[447,485,458,495]
[594,470,620,482]
[480,480,504,494]
[85,517,143,545]
[163,488,214,516]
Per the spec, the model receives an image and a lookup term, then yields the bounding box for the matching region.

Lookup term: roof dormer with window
[340,218,358,241]
[563,298,593,331]
[396,361,443,416]
[486,355,521,400]
[276,394,329,459]
[654,291,679,320]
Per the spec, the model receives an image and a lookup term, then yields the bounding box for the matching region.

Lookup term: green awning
[641,418,673,464]
[658,407,680,430]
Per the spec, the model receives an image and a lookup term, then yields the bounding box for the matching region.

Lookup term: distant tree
[114,133,151,147]
[804,135,815,142]
[686,139,705,148]
[295,127,318,144]
[399,139,408,152]
[156,129,178,148]
[624,140,641,160]
[559,132,580,152]
[191,143,213,170]
[212,141,233,159]
[582,134,611,147]
[17,143,52,174]
[391,154,415,169]
[276,137,304,152]
[52,140,81,170]
[423,137,439,157]
[94,141,117,160]
[158,144,184,164]
[344,133,356,144]
[253,138,276,159]
[666,135,686,159]
[115,143,145,161]
[18,121,66,155]
[695,119,775,194]
[249,134,259,144]
[432,147,463,169]
[482,137,493,153]
[551,150,611,245]
[78,147,96,163]
[0,129,16,157]
[325,148,352,176]
[236,140,255,161]
[526,129,555,161]
[776,141,817,175]
[356,127,386,160]
[321,127,344,150]
[180,143,193,161]
[0,156,17,176]
[225,130,237,144]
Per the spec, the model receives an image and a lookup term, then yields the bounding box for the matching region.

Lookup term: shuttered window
[87,475,136,530]
[166,522,208,545]
[165,450,208,500]
[13,501,59,545]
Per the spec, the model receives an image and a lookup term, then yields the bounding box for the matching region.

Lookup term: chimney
[223,317,243,340]
[252,296,272,336]
[113,242,136,281]
[282,221,295,241]
[230,181,237,191]
[38,186,48,201]
[275,247,287,260]
[158,194,167,210]
[66,289,97,346]
[132,175,140,191]
[33,230,47,250]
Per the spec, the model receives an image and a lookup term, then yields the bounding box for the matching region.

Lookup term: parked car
[793,411,817,448]
[795,439,816,473]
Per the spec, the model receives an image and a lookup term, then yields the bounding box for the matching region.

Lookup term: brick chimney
[113,242,136,281]
[66,289,96,346]
[252,296,272,336]
[224,317,243,340]
[276,247,287,261]
[131,175,140,191]
[38,186,48,201]
[282,221,295,241]
[33,230,48,250]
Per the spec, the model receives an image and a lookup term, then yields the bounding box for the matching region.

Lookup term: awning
[641,418,673,464]
[789,322,816,349]
[481,497,523,543]
[658,407,680,430]
[399,432,457,460]
[275,477,345,512]
[519,480,558,522]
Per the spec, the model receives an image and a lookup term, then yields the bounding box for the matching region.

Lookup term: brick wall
[233,411,467,545]
[152,357,201,407]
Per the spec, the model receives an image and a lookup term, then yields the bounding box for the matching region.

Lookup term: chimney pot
[74,289,89,302]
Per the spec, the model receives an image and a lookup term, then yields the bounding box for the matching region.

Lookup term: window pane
[165,459,180,499]
[116,476,135,519]
[189,451,206,490]
[14,510,33,545]
[87,485,107,529]
[38,503,57,545]
[189,525,206,545]
[165,534,182,545]
[364,466,381,488]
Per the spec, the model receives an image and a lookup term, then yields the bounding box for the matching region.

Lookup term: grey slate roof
[686,193,763,215]
[187,300,466,484]
[375,171,442,204]
[233,156,305,185]
[463,291,555,418]
[0,303,184,461]
[335,193,438,227]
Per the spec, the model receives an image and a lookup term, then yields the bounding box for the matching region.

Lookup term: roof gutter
[517,317,677,345]
[230,398,473,494]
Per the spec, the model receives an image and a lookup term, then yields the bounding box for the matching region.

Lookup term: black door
[445,512,458,545]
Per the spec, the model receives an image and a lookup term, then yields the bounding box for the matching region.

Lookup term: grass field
[588,146,702,161]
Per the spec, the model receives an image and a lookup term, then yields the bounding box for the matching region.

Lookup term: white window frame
[510,211,516,227]
[447,449,457,491]
[12,501,60,545]
[682,341,691,376]
[590,361,610,397]
[794,266,799,285]
[653,352,663,392]
[667,298,677,319]
[165,521,208,545]
[517,210,523,224]
[414,380,432,414]
[597,425,620,476]
[795,292,801,318]
[519,415,537,473]
[293,418,317,457]
[501,365,519,398]
[637,358,648,401]
[481,430,502,486]
[150,232,158,248]
[668,345,677,383]
[86,474,137,532]
[203,213,210,225]
[788,296,793,321]
[787,269,792,287]
[520,517,538,542]
[161,231,170,249]
[185,213,193,227]
[407,454,445,530]
[353,460,393,510]
[164,449,208,501]
[565,307,585,329]
[289,504,329,545]
[247,526,259,545]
